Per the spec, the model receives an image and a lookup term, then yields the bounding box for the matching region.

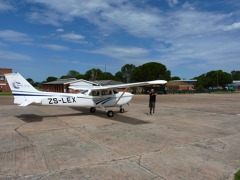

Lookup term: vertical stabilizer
[4,73,39,105]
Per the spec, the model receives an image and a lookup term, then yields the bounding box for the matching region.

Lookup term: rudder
[4,73,39,105]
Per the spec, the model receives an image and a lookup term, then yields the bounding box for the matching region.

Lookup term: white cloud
[25,0,231,40]
[61,33,85,41]
[0,30,32,43]
[0,1,15,11]
[26,0,162,38]
[5,0,240,79]
[56,28,64,32]
[222,22,240,31]
[182,1,195,10]
[0,50,32,61]
[27,10,62,26]
[40,44,69,51]
[90,45,149,60]
[155,33,240,78]
[167,0,179,7]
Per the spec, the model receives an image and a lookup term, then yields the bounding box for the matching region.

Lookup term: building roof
[44,78,76,85]
[166,81,194,86]
[94,80,123,85]
[171,80,197,85]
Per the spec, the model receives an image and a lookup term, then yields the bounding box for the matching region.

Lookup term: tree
[60,75,69,79]
[67,70,81,78]
[26,78,34,85]
[102,72,115,80]
[133,62,171,82]
[115,71,123,81]
[84,68,103,81]
[33,82,43,89]
[196,70,232,89]
[46,76,57,82]
[121,64,136,83]
[171,76,181,80]
[231,70,240,80]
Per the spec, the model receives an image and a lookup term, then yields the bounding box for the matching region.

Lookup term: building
[43,79,124,93]
[166,81,195,93]
[43,79,98,93]
[0,68,12,92]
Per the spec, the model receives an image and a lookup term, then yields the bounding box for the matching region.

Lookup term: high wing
[69,80,167,91]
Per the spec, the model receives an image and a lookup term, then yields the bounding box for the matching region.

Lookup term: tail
[4,73,40,106]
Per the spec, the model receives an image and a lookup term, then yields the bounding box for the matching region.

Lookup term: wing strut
[114,88,128,106]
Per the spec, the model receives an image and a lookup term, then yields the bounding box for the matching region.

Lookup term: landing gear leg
[100,104,114,117]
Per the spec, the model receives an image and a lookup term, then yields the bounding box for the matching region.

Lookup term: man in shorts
[149,88,157,115]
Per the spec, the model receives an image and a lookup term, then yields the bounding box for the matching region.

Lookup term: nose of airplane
[125,92,133,102]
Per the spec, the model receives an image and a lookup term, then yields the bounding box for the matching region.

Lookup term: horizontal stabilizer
[20,101,33,107]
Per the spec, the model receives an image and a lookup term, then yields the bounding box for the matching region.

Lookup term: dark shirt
[149,92,156,102]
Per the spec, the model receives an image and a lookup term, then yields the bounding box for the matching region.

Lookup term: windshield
[113,89,119,94]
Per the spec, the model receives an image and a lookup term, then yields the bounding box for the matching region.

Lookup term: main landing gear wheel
[119,108,125,113]
[107,110,114,117]
[90,107,96,113]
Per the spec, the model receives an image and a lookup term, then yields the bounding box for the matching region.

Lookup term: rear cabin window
[91,90,100,96]
[101,90,112,95]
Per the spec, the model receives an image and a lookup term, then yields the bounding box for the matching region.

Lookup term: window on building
[0,76,5,81]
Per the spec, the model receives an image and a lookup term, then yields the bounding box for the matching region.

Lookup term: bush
[235,169,240,180]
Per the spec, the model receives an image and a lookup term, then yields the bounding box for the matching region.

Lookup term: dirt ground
[0,94,240,179]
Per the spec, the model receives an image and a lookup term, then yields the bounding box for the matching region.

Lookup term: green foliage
[84,68,103,80]
[26,78,34,85]
[60,75,69,79]
[133,62,171,82]
[46,76,57,82]
[23,62,240,89]
[231,70,240,80]
[67,70,81,78]
[0,92,12,95]
[235,169,240,180]
[115,71,123,81]
[171,76,181,80]
[196,70,233,89]
[121,64,136,83]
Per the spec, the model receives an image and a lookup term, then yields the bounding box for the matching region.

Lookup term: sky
[0,0,240,82]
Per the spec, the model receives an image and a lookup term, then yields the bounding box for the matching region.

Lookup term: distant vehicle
[5,73,167,117]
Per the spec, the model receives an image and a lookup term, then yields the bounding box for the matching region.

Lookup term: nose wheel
[119,107,125,113]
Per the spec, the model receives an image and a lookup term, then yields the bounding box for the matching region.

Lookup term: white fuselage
[34,89,133,107]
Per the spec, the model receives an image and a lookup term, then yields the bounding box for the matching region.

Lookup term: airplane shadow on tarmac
[15,107,150,125]
[16,114,43,122]
[69,107,150,125]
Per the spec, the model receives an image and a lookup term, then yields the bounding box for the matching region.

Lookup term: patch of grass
[210,91,239,94]
[0,92,12,96]
[235,169,240,180]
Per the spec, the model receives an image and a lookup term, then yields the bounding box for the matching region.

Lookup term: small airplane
[5,73,167,117]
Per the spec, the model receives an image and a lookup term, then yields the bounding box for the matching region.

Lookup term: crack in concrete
[14,120,53,178]
[137,155,166,180]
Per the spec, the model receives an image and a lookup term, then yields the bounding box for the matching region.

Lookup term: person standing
[149,88,157,115]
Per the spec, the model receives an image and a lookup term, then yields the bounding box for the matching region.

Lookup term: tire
[90,107,96,113]
[107,110,114,117]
